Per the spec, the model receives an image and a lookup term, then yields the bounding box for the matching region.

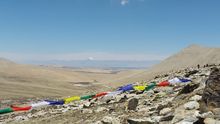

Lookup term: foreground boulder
[201,67,220,112]
[127,98,139,111]
[184,101,200,110]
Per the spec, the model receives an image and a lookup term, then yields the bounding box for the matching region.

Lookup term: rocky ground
[1,65,220,124]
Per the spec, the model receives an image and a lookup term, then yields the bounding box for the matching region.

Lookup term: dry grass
[0,58,142,98]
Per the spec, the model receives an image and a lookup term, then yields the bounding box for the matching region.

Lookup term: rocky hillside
[151,44,220,72]
[119,45,220,83]
[1,65,220,124]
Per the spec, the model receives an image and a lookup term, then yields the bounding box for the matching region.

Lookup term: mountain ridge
[117,44,220,83]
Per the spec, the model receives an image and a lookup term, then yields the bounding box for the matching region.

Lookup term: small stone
[61,107,70,113]
[166,97,175,103]
[94,121,103,124]
[95,107,108,113]
[195,111,214,118]
[160,108,172,115]
[149,107,156,111]
[184,101,200,110]
[189,95,202,101]
[101,116,120,124]
[160,114,174,121]
[212,108,220,116]
[127,118,153,124]
[127,98,139,111]
[81,109,93,114]
[100,96,113,103]
[14,116,29,121]
[201,111,214,118]
[145,111,156,116]
[83,101,91,108]
[145,90,155,97]
[27,113,33,118]
[157,104,168,111]
[115,94,127,102]
[204,118,220,124]
[178,83,200,95]
[35,111,46,116]
[137,107,149,113]
[176,116,198,124]
[184,70,199,77]
[151,116,163,123]
[126,94,137,99]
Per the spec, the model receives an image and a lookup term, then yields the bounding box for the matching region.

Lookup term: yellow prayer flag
[133,85,146,91]
[64,96,80,104]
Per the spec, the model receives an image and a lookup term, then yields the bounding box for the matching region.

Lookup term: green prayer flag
[0,108,14,114]
[80,94,95,100]
[145,82,156,91]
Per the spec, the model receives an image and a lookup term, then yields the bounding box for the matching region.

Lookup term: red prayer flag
[11,105,32,111]
[158,81,170,87]
[93,92,108,98]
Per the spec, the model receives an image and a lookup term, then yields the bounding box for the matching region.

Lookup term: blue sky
[0,0,220,62]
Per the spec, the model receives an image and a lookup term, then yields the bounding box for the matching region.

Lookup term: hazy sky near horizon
[0,0,220,62]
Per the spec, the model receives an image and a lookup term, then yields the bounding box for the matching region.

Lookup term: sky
[0,0,220,63]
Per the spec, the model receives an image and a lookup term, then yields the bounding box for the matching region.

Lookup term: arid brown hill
[0,58,140,98]
[119,45,220,83]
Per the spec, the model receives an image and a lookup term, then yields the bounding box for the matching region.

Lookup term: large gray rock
[171,105,200,124]
[184,101,200,110]
[127,98,139,111]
